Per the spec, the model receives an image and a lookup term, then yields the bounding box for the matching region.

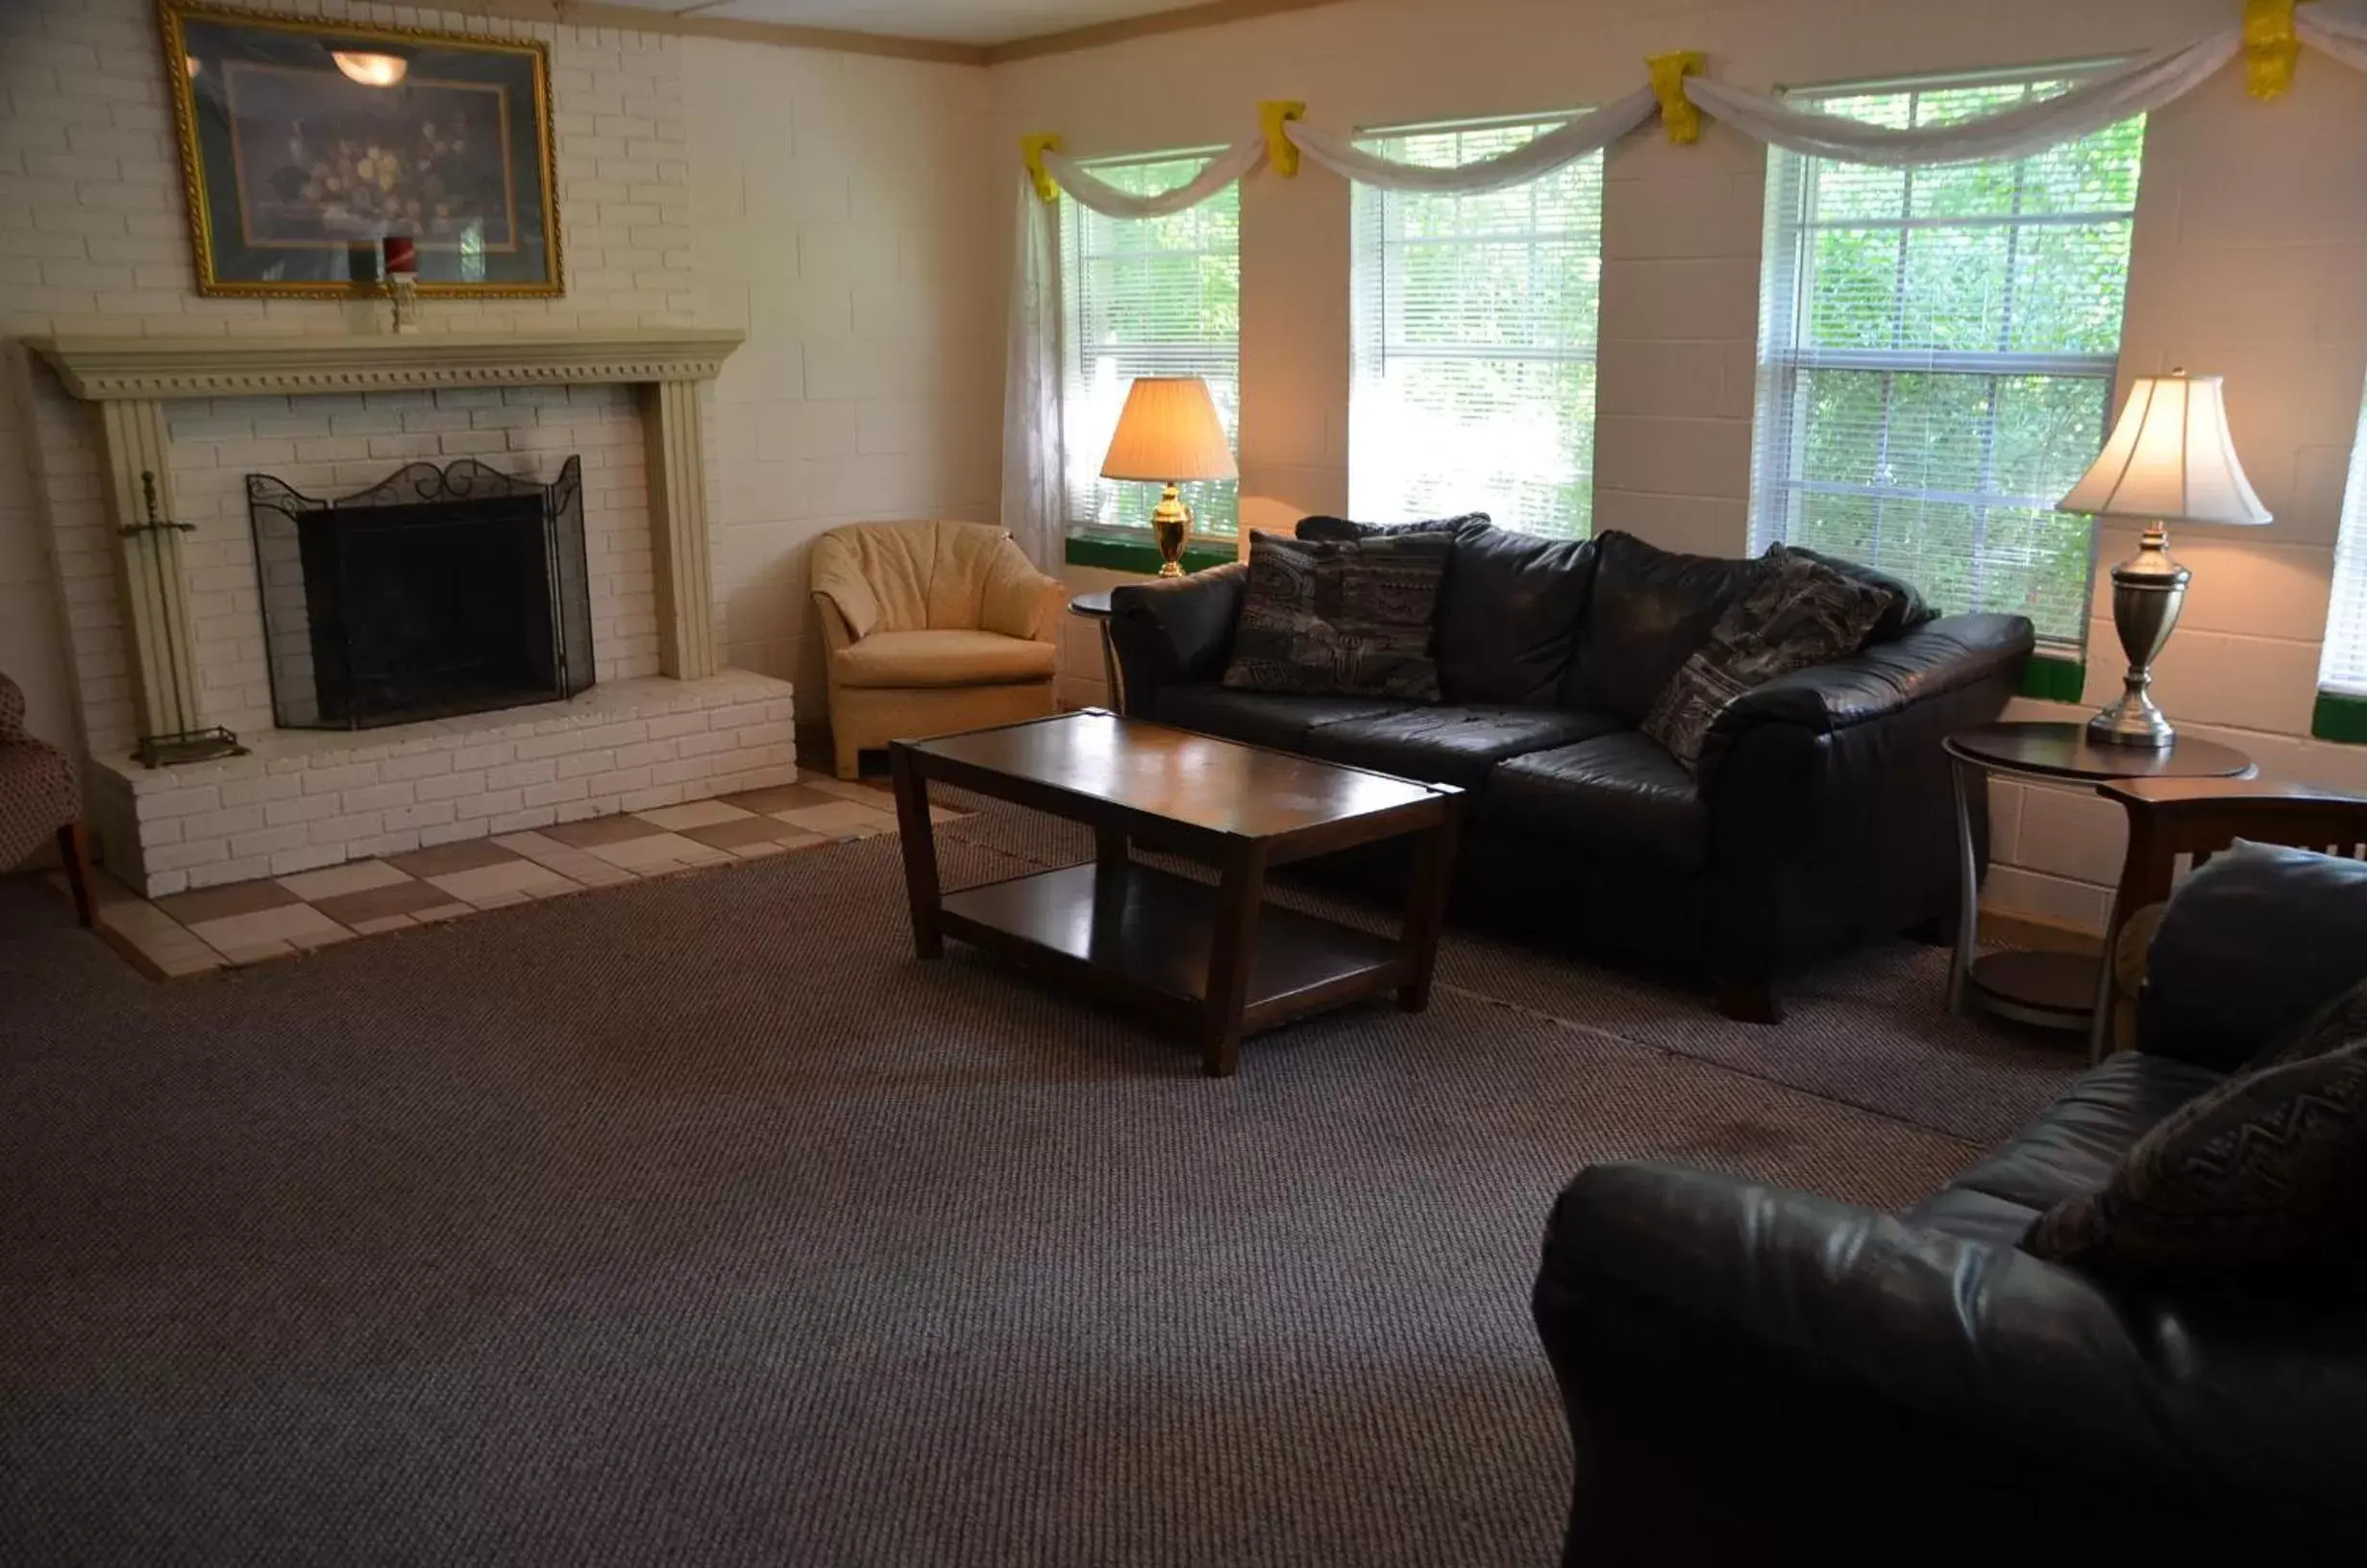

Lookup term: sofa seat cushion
[1154,685,1410,750]
[1487,730,1708,874]
[1301,706,1621,793]
[834,628,1056,689]
[1944,1053,2229,1212]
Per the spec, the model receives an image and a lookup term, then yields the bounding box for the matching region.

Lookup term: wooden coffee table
[888,710,1462,1077]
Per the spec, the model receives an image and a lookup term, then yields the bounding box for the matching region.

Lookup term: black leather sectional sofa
[1108,523,2034,1018]
[1533,837,2367,1556]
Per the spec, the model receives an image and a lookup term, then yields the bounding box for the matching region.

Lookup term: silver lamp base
[2089,521,2188,749]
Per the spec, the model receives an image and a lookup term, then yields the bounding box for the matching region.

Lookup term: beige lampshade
[1099,377,1239,483]
[2057,371,2272,526]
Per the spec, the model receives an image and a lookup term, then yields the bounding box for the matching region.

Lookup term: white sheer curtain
[1282,87,1658,192]
[999,175,1064,570]
[2300,1,2367,73]
[1681,27,2242,165]
[1041,139,1265,218]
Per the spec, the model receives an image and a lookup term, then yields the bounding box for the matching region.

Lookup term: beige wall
[999,0,2367,930]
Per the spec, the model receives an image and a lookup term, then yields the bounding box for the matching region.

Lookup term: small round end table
[1068,590,1121,711]
[1945,721,2252,1054]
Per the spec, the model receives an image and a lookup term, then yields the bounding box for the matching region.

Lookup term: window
[1749,69,2149,652]
[2320,380,2367,700]
[1351,115,1604,539]
[1059,151,1241,536]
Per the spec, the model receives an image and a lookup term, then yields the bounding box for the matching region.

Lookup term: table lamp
[1099,376,1238,576]
[2056,370,2271,748]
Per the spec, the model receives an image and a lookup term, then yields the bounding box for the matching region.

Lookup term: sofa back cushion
[1564,530,1763,722]
[1221,530,1450,700]
[1294,512,1491,543]
[810,519,1021,638]
[2139,839,2367,1066]
[1433,527,1598,706]
[1293,517,1596,705]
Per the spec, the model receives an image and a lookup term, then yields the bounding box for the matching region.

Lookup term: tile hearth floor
[55,772,948,981]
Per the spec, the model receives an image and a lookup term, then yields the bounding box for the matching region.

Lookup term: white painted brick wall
[1,0,703,776]
[97,672,794,895]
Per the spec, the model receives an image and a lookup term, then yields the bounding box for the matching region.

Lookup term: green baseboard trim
[1064,532,1237,576]
[2017,653,2087,703]
[2313,690,2367,745]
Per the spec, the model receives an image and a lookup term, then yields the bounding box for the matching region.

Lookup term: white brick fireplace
[26,330,799,897]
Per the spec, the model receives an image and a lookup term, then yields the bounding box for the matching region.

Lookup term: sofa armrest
[1106,563,1248,719]
[1691,615,2029,982]
[1698,612,2034,777]
[1536,1162,2362,1525]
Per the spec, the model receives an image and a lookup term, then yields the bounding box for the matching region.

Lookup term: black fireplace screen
[248,456,594,730]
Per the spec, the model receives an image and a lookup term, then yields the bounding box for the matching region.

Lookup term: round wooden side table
[1068,591,1122,711]
[1944,721,2253,1052]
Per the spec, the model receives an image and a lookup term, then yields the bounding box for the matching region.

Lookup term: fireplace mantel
[31,329,745,402]
[29,328,744,766]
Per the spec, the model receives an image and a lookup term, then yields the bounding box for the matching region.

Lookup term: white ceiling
[599,0,1204,47]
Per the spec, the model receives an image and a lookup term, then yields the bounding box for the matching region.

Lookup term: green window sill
[2314,691,2367,744]
[1064,531,1237,576]
[2017,653,2086,703]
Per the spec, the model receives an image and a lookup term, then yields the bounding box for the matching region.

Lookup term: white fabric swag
[1680,28,2242,167]
[999,176,1065,570]
[1041,138,1266,218]
[1280,86,1659,192]
[2300,2,2367,74]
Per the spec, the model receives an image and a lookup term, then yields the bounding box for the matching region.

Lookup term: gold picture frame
[160,1,563,298]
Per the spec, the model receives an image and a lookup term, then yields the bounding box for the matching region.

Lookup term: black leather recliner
[1532,841,2367,1558]
[1107,525,2034,1017]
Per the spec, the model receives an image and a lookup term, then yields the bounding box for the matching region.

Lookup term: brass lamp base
[1150,481,1193,576]
[2089,521,2188,749]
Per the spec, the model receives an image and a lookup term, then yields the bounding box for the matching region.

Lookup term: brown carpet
[0,814,2079,1566]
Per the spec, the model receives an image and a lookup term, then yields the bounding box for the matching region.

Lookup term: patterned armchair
[808,521,1065,780]
[1,673,92,924]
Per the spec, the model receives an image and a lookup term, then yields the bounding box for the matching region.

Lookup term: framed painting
[160,2,562,298]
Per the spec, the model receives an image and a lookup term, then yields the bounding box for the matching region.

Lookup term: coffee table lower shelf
[939,862,1407,1041]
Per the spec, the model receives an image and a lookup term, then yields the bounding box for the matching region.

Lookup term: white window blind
[2320,380,2367,698]
[1749,69,2148,651]
[1350,114,1602,540]
[1059,150,1241,535]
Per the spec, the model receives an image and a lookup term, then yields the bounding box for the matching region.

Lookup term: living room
[5,0,2366,1559]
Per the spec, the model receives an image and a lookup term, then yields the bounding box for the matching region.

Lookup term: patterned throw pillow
[2250,969,2367,1070]
[1640,547,1897,770]
[1220,530,1449,700]
[2023,1005,2367,1278]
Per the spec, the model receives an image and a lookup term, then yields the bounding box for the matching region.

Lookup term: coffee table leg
[1200,842,1268,1078]
[1397,811,1458,1012]
[888,743,943,960]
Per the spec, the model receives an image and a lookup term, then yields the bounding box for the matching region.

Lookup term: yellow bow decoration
[1021,133,1061,204]
[1260,101,1306,178]
[1647,51,1707,144]
[2244,0,2312,99]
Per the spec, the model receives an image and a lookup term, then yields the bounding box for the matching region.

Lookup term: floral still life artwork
[161,3,561,297]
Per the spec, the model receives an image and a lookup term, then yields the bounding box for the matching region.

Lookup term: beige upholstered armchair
[809,520,1066,779]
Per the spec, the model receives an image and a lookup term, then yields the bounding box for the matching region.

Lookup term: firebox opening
[249,456,595,731]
